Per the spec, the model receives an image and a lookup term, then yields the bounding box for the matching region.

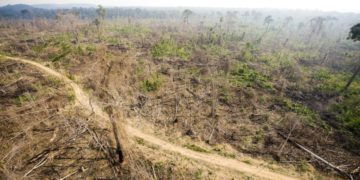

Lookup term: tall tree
[182,9,193,24]
[225,11,237,32]
[263,15,274,32]
[20,9,30,19]
[341,23,360,92]
[94,5,106,41]
[256,15,273,43]
[96,5,106,20]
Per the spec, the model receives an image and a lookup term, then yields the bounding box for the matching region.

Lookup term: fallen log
[277,132,354,180]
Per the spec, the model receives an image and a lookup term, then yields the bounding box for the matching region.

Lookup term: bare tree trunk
[341,63,360,93]
[320,50,330,65]
[210,80,217,118]
[209,64,217,118]
[278,122,297,156]
[207,66,217,144]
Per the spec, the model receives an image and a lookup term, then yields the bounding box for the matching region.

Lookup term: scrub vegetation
[0,4,359,179]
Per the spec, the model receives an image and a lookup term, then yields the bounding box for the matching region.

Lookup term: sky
[0,0,359,13]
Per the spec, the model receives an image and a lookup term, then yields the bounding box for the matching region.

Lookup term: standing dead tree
[341,23,360,93]
[182,9,193,24]
[206,64,218,144]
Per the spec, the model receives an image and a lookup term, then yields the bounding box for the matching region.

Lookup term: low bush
[183,143,209,153]
[332,95,360,136]
[140,73,163,92]
[151,39,190,60]
[229,63,273,90]
[273,98,318,126]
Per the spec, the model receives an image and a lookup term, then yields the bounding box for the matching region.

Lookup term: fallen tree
[277,132,354,180]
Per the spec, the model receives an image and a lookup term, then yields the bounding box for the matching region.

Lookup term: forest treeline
[1,4,359,21]
[0,4,181,19]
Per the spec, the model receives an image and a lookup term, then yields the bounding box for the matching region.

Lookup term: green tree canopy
[96,5,106,19]
[348,23,360,41]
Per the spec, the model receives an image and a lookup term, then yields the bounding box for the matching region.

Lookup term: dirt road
[1,55,299,180]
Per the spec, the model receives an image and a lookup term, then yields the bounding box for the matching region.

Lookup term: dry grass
[0,59,208,179]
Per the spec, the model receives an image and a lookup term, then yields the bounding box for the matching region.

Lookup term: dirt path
[1,55,299,180]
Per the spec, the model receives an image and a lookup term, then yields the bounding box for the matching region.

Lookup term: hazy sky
[1,0,359,13]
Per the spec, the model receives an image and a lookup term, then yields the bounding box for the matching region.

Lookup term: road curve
[1,55,299,180]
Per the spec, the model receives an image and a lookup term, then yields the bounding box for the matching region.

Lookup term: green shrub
[241,160,252,164]
[106,37,120,45]
[66,92,76,102]
[46,35,72,62]
[151,39,190,60]
[257,54,274,65]
[219,86,231,104]
[140,74,163,92]
[213,147,236,158]
[183,143,209,153]
[75,45,85,56]
[86,45,96,52]
[237,49,253,62]
[154,162,164,171]
[297,160,310,173]
[49,33,72,44]
[176,47,190,60]
[312,69,331,81]
[229,63,273,90]
[194,169,203,180]
[203,44,230,57]
[136,137,145,145]
[32,43,48,53]
[274,98,318,126]
[332,95,360,136]
[118,25,150,36]
[49,50,71,62]
[15,92,34,106]
[67,73,75,81]
[46,77,61,87]
[151,39,174,58]
[312,69,345,93]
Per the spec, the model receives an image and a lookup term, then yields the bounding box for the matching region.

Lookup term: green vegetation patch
[151,39,191,60]
[44,33,74,62]
[45,76,62,87]
[212,147,236,158]
[66,92,76,102]
[136,137,145,145]
[140,73,163,92]
[273,98,319,126]
[218,85,231,104]
[241,160,252,164]
[118,25,151,36]
[204,44,230,57]
[297,160,310,173]
[15,92,34,106]
[229,63,273,90]
[32,43,48,53]
[194,169,203,180]
[183,143,209,153]
[332,95,360,136]
[312,69,346,93]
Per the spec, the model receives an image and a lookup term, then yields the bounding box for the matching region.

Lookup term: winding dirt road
[1,55,299,180]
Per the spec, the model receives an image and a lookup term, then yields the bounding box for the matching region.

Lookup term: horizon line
[1,3,359,14]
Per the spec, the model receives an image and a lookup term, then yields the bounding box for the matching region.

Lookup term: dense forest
[0,4,359,180]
